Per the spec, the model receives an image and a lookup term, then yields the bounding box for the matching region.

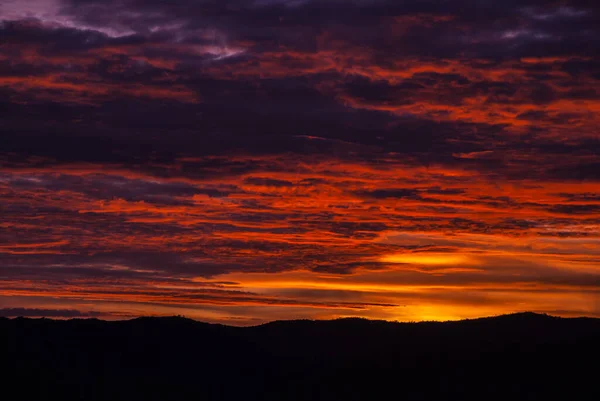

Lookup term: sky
[0,0,599,325]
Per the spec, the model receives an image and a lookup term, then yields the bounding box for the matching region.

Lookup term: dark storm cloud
[0,251,265,278]
[0,308,103,318]
[548,204,600,215]
[2,0,598,181]
[357,189,421,200]
[0,94,509,172]
[556,193,600,202]
[56,0,599,58]
[0,19,109,51]
[547,162,600,181]
[244,177,294,187]
[1,173,241,205]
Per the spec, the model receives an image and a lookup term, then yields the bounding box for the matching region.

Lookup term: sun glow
[380,253,471,266]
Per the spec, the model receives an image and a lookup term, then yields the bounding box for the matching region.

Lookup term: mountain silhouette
[1,312,598,400]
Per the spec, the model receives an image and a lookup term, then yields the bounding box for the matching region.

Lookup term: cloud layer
[1,0,599,323]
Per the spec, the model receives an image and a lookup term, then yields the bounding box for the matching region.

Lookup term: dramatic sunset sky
[1,0,599,324]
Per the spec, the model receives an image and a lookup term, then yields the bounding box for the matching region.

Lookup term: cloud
[0,308,103,318]
[0,0,599,323]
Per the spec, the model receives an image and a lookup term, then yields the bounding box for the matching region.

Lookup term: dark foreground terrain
[1,312,599,400]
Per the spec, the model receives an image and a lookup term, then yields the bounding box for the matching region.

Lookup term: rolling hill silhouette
[2,312,598,400]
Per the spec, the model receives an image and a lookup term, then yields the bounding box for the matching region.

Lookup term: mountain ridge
[2,310,593,327]
[2,311,599,400]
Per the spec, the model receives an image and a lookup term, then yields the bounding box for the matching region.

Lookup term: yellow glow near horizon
[380,253,470,265]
